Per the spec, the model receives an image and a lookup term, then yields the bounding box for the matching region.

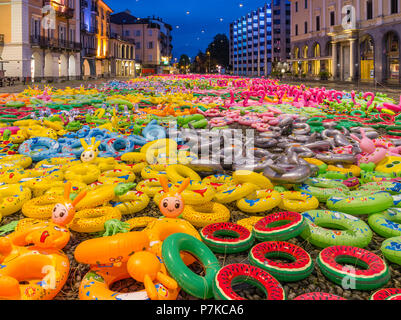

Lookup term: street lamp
[206,51,210,74]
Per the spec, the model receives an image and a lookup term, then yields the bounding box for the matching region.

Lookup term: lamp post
[207,51,210,74]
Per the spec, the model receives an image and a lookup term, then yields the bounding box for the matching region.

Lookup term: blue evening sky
[108,0,269,60]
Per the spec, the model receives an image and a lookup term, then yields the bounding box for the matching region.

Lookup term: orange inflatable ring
[0,220,70,300]
[68,207,122,233]
[74,231,150,265]
[79,263,179,300]
[125,217,158,230]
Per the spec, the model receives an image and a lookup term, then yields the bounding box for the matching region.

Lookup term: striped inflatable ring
[381,236,401,265]
[253,211,305,241]
[301,210,372,248]
[293,292,346,300]
[248,241,314,282]
[317,246,391,290]
[200,222,254,254]
[213,263,285,300]
[370,288,401,300]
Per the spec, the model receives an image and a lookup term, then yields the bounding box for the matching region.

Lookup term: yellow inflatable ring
[98,169,136,185]
[43,181,88,197]
[153,181,216,205]
[236,216,263,232]
[141,139,178,164]
[327,164,361,177]
[35,158,79,171]
[182,202,230,227]
[112,190,150,215]
[202,174,234,192]
[68,207,122,233]
[141,164,168,180]
[92,158,117,172]
[75,184,118,210]
[236,189,281,213]
[0,184,32,217]
[279,191,319,212]
[136,178,163,197]
[303,158,326,166]
[166,164,201,183]
[22,195,65,219]
[0,155,32,169]
[64,163,100,184]
[214,183,257,204]
[125,216,157,230]
[232,170,274,189]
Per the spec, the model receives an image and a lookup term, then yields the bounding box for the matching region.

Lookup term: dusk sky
[109,0,269,60]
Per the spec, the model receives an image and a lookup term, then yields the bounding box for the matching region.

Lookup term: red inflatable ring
[213,263,286,300]
[317,246,390,291]
[200,222,254,254]
[294,292,346,300]
[370,288,401,300]
[248,241,314,282]
[253,211,305,241]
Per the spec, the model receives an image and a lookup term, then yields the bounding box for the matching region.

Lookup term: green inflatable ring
[381,236,401,265]
[162,233,220,299]
[300,210,372,248]
[326,191,394,215]
[296,178,349,202]
[368,208,401,238]
[360,181,401,195]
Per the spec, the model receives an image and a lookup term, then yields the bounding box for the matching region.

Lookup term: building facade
[110,10,173,75]
[290,0,401,83]
[0,0,81,81]
[229,0,291,77]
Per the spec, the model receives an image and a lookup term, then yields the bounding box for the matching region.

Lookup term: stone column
[332,41,337,78]
[350,39,356,80]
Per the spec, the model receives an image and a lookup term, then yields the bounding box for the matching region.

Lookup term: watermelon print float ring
[293,292,347,300]
[213,263,285,300]
[370,288,401,300]
[317,246,391,291]
[300,210,373,248]
[253,211,305,241]
[200,222,255,254]
[248,241,314,282]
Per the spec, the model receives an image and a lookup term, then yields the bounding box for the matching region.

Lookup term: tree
[178,54,191,74]
[206,34,229,70]
[191,50,207,73]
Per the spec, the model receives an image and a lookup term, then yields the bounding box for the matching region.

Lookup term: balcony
[30,35,81,51]
[82,47,97,57]
[43,0,74,19]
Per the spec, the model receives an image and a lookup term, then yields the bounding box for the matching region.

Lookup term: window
[305,0,308,9]
[148,54,153,61]
[367,0,373,19]
[148,29,153,36]
[316,16,320,31]
[330,11,335,26]
[295,1,298,12]
[136,42,141,49]
[125,30,130,37]
[304,21,308,33]
[391,0,398,14]
[148,41,153,49]
[135,30,141,37]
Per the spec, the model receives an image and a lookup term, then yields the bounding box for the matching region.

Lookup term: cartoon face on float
[51,181,87,227]
[157,176,190,218]
[80,138,101,163]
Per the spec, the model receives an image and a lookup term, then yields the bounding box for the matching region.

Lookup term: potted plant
[319,71,331,80]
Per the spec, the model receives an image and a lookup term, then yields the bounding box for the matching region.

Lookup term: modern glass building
[229,0,291,77]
